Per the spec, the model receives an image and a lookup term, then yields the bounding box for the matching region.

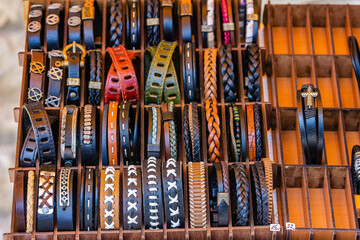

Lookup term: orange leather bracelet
[108,102,119,165]
[247,104,256,161]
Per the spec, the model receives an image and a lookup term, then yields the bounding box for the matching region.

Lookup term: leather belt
[220,0,234,45]
[188,161,207,228]
[352,145,360,194]
[246,44,260,102]
[239,0,246,38]
[126,0,140,49]
[100,167,120,230]
[26,171,35,232]
[28,50,46,104]
[201,0,215,48]
[57,168,76,231]
[105,45,140,104]
[245,0,259,45]
[142,157,164,229]
[204,48,217,100]
[63,42,86,105]
[262,158,273,224]
[184,103,200,162]
[182,42,197,103]
[297,84,324,165]
[254,103,262,161]
[68,5,82,44]
[230,163,249,226]
[61,105,78,166]
[80,167,98,231]
[161,0,174,41]
[120,101,140,165]
[109,0,123,47]
[145,40,181,104]
[37,167,55,232]
[15,171,25,232]
[83,0,96,49]
[162,158,185,228]
[147,107,161,159]
[107,102,119,166]
[123,165,142,230]
[21,102,56,166]
[348,36,360,91]
[247,104,256,161]
[80,104,97,166]
[220,45,237,102]
[251,162,269,225]
[28,4,43,50]
[161,102,177,160]
[102,104,109,165]
[88,50,102,106]
[146,0,160,46]
[46,3,62,51]
[46,50,63,107]
[205,98,221,162]
[179,0,193,42]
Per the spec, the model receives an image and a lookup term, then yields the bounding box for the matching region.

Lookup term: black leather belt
[68,5,82,44]
[147,107,161,159]
[83,0,96,49]
[61,105,79,166]
[161,0,174,41]
[80,167,98,231]
[348,36,360,91]
[15,171,25,232]
[37,166,55,232]
[123,165,142,230]
[28,50,46,104]
[28,4,44,50]
[80,104,97,166]
[297,84,324,165]
[146,0,160,46]
[162,159,185,228]
[57,168,76,231]
[46,3,63,51]
[46,50,63,107]
[179,0,193,43]
[184,103,200,162]
[102,104,109,165]
[126,0,140,49]
[88,50,102,106]
[182,42,197,103]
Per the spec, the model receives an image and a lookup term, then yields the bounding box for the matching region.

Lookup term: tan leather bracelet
[26,171,35,232]
[247,104,256,161]
[108,102,119,166]
[204,48,217,100]
[263,158,273,223]
[205,98,221,162]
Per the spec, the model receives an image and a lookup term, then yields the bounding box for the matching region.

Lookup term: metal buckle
[62,42,86,68]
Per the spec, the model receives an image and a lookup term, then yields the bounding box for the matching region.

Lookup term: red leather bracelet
[105,45,140,104]
[220,0,231,45]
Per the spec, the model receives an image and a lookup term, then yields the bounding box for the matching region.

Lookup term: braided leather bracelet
[255,162,269,225]
[254,103,262,161]
[220,45,237,102]
[204,48,217,100]
[26,171,35,232]
[147,107,162,159]
[183,105,192,162]
[109,0,123,47]
[189,102,200,162]
[205,98,221,162]
[262,158,273,224]
[250,163,262,225]
[247,104,256,161]
[88,50,102,106]
[230,164,249,226]
[146,0,160,46]
[162,102,178,160]
[246,44,261,102]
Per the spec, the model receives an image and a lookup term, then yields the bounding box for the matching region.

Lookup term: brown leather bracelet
[100,167,120,230]
[205,98,221,162]
[247,104,256,161]
[204,48,217,100]
[108,102,119,166]
[28,50,46,103]
[26,171,35,232]
[15,171,25,232]
[161,102,177,160]
[262,158,273,224]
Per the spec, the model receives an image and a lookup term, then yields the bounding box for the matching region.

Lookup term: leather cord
[68,5,82,44]
[205,98,221,162]
[126,0,140,49]
[351,145,360,194]
[26,171,35,233]
[28,50,46,104]
[246,44,261,102]
[109,0,123,48]
[80,104,98,166]
[147,107,162,159]
[254,103,262,161]
[15,171,25,232]
[162,102,178,160]
[348,36,360,91]
[88,50,102,106]
[61,105,79,166]
[204,48,217,100]
[247,104,256,161]
[46,3,63,51]
[107,102,119,166]
[37,167,55,232]
[262,158,273,224]
[161,0,174,41]
[28,4,44,50]
[46,50,63,107]
[80,167,98,231]
[146,0,160,46]
[182,42,197,103]
[220,45,237,102]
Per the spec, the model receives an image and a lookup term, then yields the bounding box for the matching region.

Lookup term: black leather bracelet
[254,103,262,161]
[146,0,160,46]
[61,105,79,166]
[88,50,102,106]
[220,45,237,102]
[46,3,63,51]
[182,42,197,103]
[123,165,142,230]
[28,50,46,104]
[82,0,96,50]
[80,104,97,166]
[110,0,123,48]
[179,0,193,43]
[250,163,262,225]
[68,5,82,44]
[57,168,76,231]
[28,4,44,50]
[102,104,109,165]
[348,36,360,92]
[46,50,63,107]
[147,107,162,159]
[80,167,98,231]
[126,0,140,49]
[183,103,200,162]
[255,161,269,225]
[161,0,174,41]
[246,44,261,102]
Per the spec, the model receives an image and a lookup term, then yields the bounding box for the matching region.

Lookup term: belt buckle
[62,41,86,68]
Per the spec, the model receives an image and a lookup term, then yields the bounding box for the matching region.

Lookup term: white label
[286,222,295,231]
[270,224,280,232]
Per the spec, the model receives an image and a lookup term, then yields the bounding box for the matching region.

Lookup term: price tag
[270,224,280,232]
[286,222,295,231]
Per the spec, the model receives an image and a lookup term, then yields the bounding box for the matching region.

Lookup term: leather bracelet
[161,0,174,41]
[57,168,76,231]
[28,50,46,104]
[146,0,160,46]
[182,42,197,103]
[61,105,79,166]
[184,103,200,162]
[230,163,249,226]
[247,104,256,161]
[162,158,185,228]
[351,145,360,194]
[68,5,82,44]
[246,44,261,102]
[100,167,120,230]
[250,162,262,225]
[126,0,140,49]
[180,0,193,43]
[220,0,231,45]
[142,157,164,229]
[105,45,140,104]
[184,104,192,162]
[82,0,96,50]
[37,167,55,232]
[28,4,44,50]
[147,107,162,159]
[15,171,25,232]
[46,50,63,107]
[80,104,97,166]
[26,171,35,232]
[239,0,246,39]
[220,45,237,102]
[348,36,360,92]
[297,84,324,165]
[123,165,142,230]
[46,3,62,51]
[205,98,221,163]
[188,161,207,228]
[109,0,123,47]
[63,42,86,105]
[245,0,258,45]
[204,48,217,100]
[254,103,262,161]
[107,102,119,166]
[145,40,181,104]
[102,104,109,165]
[161,102,178,160]
[228,105,241,162]
[201,0,215,48]
[88,50,102,106]
[262,158,273,224]
[80,167,98,231]
[255,161,269,225]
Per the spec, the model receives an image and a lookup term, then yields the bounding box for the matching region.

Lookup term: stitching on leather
[103,167,116,229]
[126,165,139,227]
[146,157,161,229]
[165,158,181,228]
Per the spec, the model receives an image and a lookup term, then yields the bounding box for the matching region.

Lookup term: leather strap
[126,0,140,49]
[142,157,164,229]
[180,0,193,42]
[63,42,86,105]
[46,3,62,51]
[80,104,97,166]
[220,0,233,45]
[262,158,273,224]
[255,161,269,225]
[28,5,43,50]
[349,36,360,91]
[184,104,192,162]
[189,102,200,162]
[240,105,247,162]
[146,0,160,46]
[123,165,142,230]
[26,171,35,233]
[254,103,262,161]
[147,107,162,159]
[57,168,76,231]
[145,41,181,104]
[245,0,259,44]
[220,45,237,102]
[100,167,120,230]
[37,167,55,232]
[109,0,123,47]
[204,48,217,100]
[15,171,26,232]
[247,104,256,161]
[182,42,197,103]
[80,167,98,231]
[61,105,78,166]
[201,0,215,48]
[161,0,174,41]
[82,0,96,50]
[46,50,63,107]
[239,0,246,38]
[102,104,109,165]
[205,98,221,163]
[28,50,46,104]
[105,45,140,104]
[161,102,177,160]
[68,5,82,44]
[88,50,102,106]
[352,145,360,194]
[162,159,185,228]
[107,102,119,166]
[188,161,207,228]
[246,44,261,102]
